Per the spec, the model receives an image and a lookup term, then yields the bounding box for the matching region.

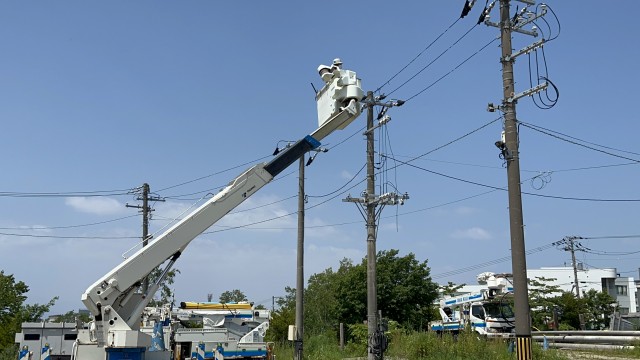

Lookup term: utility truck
[141,301,271,360]
[430,273,515,338]
[68,58,363,360]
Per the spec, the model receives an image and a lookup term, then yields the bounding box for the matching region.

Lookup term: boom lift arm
[80,59,363,348]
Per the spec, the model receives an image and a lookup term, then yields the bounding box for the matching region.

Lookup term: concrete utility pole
[500,1,530,358]
[343,91,407,360]
[126,183,165,294]
[365,91,378,360]
[567,236,581,299]
[500,0,532,360]
[484,1,550,358]
[563,236,586,330]
[295,156,304,360]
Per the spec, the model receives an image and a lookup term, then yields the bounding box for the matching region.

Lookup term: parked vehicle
[430,273,515,338]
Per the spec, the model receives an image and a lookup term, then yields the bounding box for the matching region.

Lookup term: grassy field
[270,330,639,360]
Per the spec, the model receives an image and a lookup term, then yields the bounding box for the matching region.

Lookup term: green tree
[265,287,295,344]
[304,266,339,335]
[582,289,616,329]
[50,310,91,324]
[334,258,366,327]
[303,250,438,335]
[555,292,582,330]
[0,271,56,354]
[528,276,562,329]
[376,250,438,330]
[147,267,180,307]
[440,282,466,297]
[219,289,248,303]
[527,277,616,331]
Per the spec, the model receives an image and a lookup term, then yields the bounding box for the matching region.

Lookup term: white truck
[70,58,364,360]
[139,301,270,360]
[430,273,516,338]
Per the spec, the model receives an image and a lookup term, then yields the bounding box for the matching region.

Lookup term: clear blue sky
[1,1,639,315]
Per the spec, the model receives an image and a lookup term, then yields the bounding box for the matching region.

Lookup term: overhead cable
[520,122,640,163]
[387,24,481,98]
[374,18,461,94]
[403,37,498,102]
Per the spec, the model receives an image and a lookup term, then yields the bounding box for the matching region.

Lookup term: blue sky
[1,1,639,315]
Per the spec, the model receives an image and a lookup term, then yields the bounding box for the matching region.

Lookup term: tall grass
[272,330,571,360]
[386,331,568,360]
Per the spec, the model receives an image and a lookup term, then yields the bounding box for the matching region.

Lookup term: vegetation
[266,264,622,359]
[219,289,248,303]
[267,249,439,344]
[271,330,571,360]
[147,267,180,307]
[0,271,57,360]
[0,252,625,360]
[528,276,616,330]
[49,310,91,323]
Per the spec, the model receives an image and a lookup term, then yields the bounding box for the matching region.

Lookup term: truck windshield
[483,302,514,318]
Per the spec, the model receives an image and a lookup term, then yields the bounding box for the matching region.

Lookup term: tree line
[266,251,621,345]
[0,251,622,358]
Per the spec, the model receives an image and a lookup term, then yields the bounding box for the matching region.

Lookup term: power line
[386,155,640,202]
[520,122,640,162]
[306,114,496,202]
[0,215,139,230]
[403,36,498,102]
[375,17,461,94]
[0,189,135,198]
[391,155,638,175]
[158,171,540,233]
[390,116,502,163]
[325,125,366,151]
[306,163,366,199]
[156,155,272,192]
[0,231,137,240]
[386,24,478,98]
[161,169,297,201]
[583,249,640,257]
[582,235,640,240]
[432,241,559,279]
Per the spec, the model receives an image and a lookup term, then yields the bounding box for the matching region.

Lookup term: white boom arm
[80,60,363,347]
[440,273,513,308]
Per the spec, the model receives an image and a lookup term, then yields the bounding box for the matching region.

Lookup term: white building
[443,266,638,314]
[527,266,637,314]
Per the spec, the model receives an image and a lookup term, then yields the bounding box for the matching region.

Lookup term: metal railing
[533,330,640,350]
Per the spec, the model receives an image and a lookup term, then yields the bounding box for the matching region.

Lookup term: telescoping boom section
[75,59,363,360]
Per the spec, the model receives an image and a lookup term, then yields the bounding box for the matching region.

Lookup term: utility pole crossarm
[484,4,547,37]
[507,82,548,103]
[504,38,545,62]
[342,193,409,206]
